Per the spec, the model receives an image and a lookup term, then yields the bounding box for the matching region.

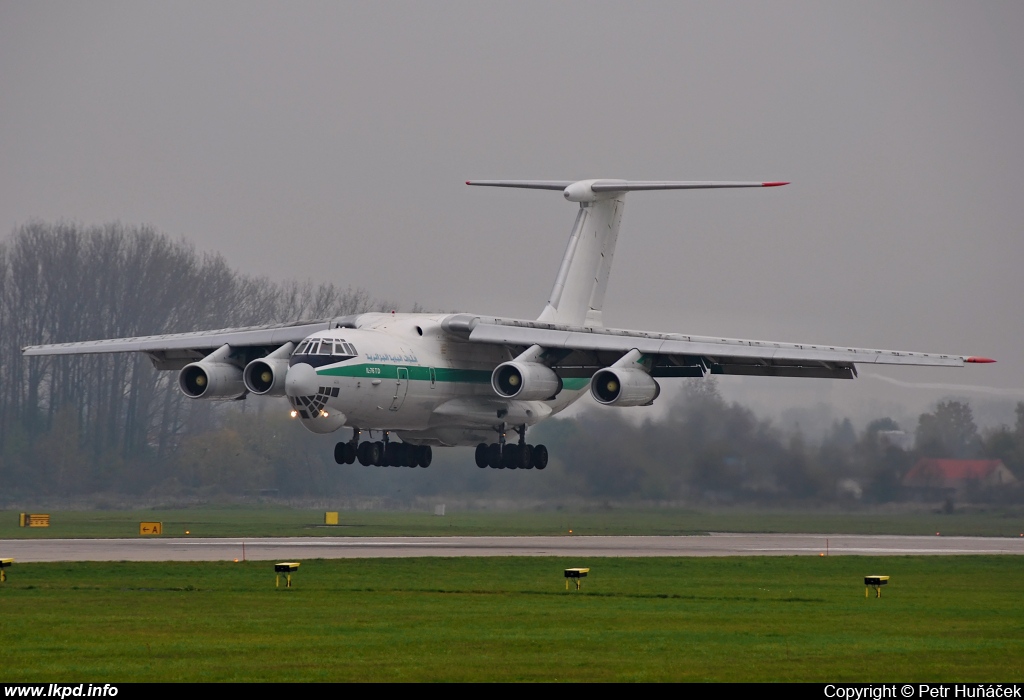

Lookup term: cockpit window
[290,338,359,367]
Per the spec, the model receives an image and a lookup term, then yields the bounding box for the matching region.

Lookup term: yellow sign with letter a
[139,522,163,536]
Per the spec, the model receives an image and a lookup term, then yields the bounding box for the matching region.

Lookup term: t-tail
[466,179,788,327]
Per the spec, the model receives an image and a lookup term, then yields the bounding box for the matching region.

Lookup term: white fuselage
[284,313,589,446]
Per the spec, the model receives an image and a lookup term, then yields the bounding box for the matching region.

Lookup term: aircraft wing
[441,314,993,379]
[21,320,334,370]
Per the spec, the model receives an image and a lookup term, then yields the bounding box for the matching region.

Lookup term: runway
[2,533,1024,562]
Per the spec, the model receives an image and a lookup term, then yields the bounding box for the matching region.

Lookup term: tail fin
[466,179,787,328]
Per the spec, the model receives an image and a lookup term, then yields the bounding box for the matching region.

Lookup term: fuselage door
[390,367,409,411]
[429,367,436,389]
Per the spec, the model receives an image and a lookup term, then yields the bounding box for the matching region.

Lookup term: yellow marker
[564,567,590,591]
[864,575,890,598]
[325,511,339,525]
[139,522,163,536]
[275,562,301,588]
[0,558,13,583]
[26,514,50,528]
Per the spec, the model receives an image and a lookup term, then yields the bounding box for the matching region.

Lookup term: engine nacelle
[590,367,661,407]
[491,361,562,400]
[179,362,246,399]
[243,358,289,396]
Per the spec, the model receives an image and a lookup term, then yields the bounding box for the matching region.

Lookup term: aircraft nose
[286,362,319,397]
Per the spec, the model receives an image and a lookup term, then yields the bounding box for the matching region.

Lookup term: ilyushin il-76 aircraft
[23,179,994,470]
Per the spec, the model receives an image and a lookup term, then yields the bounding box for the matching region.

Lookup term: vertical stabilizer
[538,197,624,327]
[465,179,787,328]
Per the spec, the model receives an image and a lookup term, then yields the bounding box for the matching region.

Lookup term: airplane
[22,179,994,470]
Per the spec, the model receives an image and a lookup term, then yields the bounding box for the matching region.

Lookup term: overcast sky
[2,1,1022,428]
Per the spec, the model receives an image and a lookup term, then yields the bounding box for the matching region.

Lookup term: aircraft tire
[357,442,372,466]
[384,443,398,467]
[487,443,502,469]
[400,443,415,467]
[334,442,347,465]
[370,441,384,467]
[532,444,548,470]
[417,446,432,468]
[345,443,357,464]
[475,444,488,468]
[518,445,532,470]
[503,444,519,469]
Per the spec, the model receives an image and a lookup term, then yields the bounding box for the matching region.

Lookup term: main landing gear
[334,430,432,468]
[474,442,547,470]
[474,423,548,470]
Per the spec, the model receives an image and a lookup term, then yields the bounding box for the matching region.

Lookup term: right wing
[22,319,337,370]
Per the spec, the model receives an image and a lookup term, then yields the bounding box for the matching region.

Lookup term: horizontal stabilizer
[466,180,572,190]
[589,180,788,191]
[468,178,788,203]
[466,179,787,191]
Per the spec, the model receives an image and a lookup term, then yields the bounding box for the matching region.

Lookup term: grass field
[3,506,1024,539]
[1,556,1022,681]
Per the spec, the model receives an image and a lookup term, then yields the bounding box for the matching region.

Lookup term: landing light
[321,410,329,417]
[290,410,298,418]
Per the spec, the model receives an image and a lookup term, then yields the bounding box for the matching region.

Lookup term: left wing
[441,314,994,379]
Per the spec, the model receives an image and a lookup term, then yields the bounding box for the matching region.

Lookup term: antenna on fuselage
[466,179,788,328]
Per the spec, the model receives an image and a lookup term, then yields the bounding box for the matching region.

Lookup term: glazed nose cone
[285,361,318,397]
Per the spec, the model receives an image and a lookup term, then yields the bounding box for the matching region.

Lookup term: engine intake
[590,367,660,407]
[179,362,245,399]
[244,358,289,396]
[491,361,562,400]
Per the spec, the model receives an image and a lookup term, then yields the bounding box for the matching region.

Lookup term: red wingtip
[966,357,996,364]
[466,181,471,185]
[762,181,790,187]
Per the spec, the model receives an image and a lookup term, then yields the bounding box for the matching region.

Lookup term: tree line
[539,383,1024,504]
[1,221,1021,504]
[0,221,388,498]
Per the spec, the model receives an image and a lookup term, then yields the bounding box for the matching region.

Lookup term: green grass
[3,506,1024,539]
[1,556,1022,681]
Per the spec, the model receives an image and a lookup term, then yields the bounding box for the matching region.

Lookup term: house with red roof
[902,458,1017,496]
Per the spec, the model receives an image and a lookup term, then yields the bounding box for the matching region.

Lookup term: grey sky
[2,2,1022,427]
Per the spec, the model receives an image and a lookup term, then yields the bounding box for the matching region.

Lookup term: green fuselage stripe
[315,363,590,391]
[317,363,491,384]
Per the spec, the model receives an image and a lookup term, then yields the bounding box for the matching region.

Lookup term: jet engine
[590,367,660,407]
[243,358,289,396]
[491,361,562,401]
[178,361,246,399]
